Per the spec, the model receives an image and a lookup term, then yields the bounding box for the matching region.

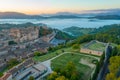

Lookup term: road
[38,52,66,79]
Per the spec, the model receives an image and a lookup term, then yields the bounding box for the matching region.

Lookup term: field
[51,53,98,80]
[33,46,100,80]
[87,42,106,51]
[33,47,77,62]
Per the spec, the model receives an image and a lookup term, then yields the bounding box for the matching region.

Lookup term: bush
[7,58,19,69]
[0,72,3,77]
[72,44,80,49]
[8,41,17,45]
[29,76,35,80]
[34,51,42,56]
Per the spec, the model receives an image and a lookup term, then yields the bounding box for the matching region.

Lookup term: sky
[0,0,120,14]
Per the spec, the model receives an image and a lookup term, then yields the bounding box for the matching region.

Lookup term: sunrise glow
[0,0,120,14]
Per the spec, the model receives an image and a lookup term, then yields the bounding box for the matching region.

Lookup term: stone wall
[80,48,103,56]
[80,40,106,56]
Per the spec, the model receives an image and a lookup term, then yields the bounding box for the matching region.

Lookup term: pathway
[39,52,66,79]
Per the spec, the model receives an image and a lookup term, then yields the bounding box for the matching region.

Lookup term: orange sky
[0,0,120,14]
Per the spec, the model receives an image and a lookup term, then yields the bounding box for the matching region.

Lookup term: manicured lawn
[88,42,105,51]
[33,46,99,80]
[33,47,77,62]
[51,53,97,80]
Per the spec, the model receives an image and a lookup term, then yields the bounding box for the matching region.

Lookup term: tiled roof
[0,73,11,80]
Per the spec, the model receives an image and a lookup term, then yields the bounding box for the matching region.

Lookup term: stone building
[0,73,12,80]
[10,27,39,42]
[80,40,107,56]
[0,58,47,80]
[40,31,56,42]
[80,48,103,56]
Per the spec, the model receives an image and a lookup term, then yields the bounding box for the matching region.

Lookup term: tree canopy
[106,56,120,80]
[47,62,79,80]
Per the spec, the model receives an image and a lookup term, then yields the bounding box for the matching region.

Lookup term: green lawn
[110,43,117,47]
[0,72,3,77]
[51,53,98,80]
[33,46,99,80]
[33,47,78,62]
[88,42,105,51]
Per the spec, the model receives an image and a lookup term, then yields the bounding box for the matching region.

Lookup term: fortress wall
[80,48,103,56]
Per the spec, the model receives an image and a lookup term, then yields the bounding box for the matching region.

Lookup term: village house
[0,58,47,80]
[9,27,39,42]
[40,31,56,43]
[0,73,12,80]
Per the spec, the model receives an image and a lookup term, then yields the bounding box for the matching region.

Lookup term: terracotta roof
[0,73,11,80]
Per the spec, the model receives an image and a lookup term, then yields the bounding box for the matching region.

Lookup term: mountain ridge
[0,8,120,19]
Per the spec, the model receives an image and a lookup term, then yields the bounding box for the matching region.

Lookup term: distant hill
[63,26,95,37]
[92,24,120,43]
[0,22,46,30]
[42,8,120,17]
[0,12,45,19]
[91,24,120,34]
[55,29,74,41]
[80,8,120,15]
[0,12,80,19]
[90,15,120,20]
[48,15,80,19]
[1,8,120,19]
[63,24,120,38]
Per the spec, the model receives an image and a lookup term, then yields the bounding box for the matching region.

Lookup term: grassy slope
[33,47,74,62]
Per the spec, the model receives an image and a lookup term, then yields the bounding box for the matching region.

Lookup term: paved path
[42,52,66,72]
[39,53,66,79]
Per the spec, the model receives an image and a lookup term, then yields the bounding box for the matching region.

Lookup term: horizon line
[0,8,119,15]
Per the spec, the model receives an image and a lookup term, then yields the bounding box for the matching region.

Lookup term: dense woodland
[55,29,74,41]
[67,24,120,44]
[47,62,79,80]
[105,45,120,80]
[63,26,95,37]
[106,56,120,80]
[64,24,120,44]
